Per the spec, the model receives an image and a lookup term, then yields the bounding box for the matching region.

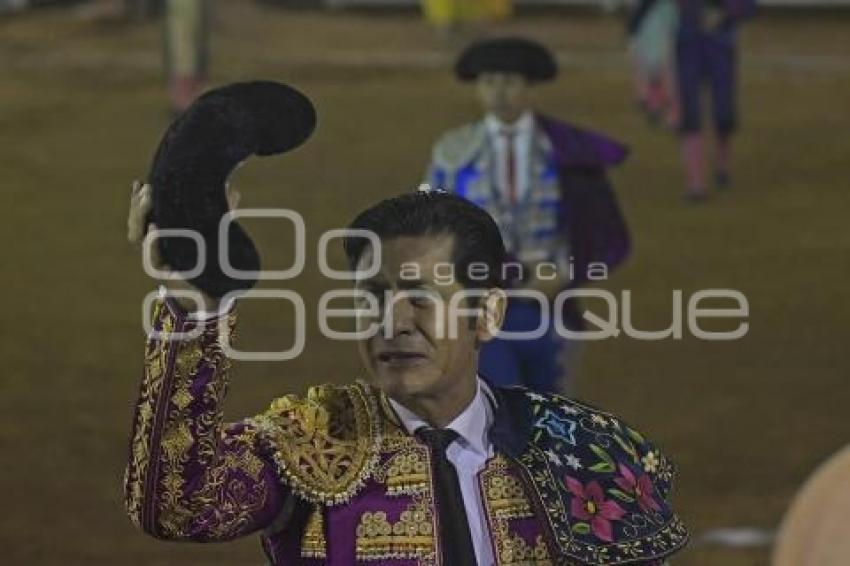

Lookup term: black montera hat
[146,81,317,298]
[455,37,557,83]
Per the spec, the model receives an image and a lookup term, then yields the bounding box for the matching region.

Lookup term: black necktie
[416,428,477,566]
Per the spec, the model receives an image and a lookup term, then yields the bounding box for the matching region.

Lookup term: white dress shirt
[388,378,496,566]
[485,111,535,204]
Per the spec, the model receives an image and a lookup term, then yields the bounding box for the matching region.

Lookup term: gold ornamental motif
[301,508,327,559]
[497,531,553,566]
[248,380,383,505]
[485,474,535,520]
[355,500,436,561]
[125,301,173,528]
[127,299,271,540]
[376,446,431,497]
[481,455,535,520]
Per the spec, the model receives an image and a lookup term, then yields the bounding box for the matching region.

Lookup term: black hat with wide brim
[455,37,557,83]
[146,80,317,298]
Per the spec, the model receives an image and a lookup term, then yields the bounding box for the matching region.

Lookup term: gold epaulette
[247,380,382,505]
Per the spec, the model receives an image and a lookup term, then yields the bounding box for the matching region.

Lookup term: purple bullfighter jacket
[124,298,688,565]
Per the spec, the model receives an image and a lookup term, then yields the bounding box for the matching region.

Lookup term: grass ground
[1,2,849,564]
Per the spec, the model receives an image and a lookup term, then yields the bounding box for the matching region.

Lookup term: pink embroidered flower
[614,463,661,513]
[566,476,626,542]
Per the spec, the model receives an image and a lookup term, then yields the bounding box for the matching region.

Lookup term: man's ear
[476,288,507,343]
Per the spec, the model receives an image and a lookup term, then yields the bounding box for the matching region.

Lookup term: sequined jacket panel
[124,299,687,564]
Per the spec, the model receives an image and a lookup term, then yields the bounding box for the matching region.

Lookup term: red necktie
[500,128,517,204]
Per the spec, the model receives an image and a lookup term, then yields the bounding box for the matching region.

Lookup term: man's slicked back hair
[344,192,506,289]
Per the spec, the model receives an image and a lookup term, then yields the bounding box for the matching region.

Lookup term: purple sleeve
[123,298,287,541]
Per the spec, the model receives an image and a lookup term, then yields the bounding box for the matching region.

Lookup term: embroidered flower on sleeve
[560,403,580,415]
[641,450,660,474]
[614,463,661,514]
[566,476,626,543]
[590,414,609,428]
[564,454,582,471]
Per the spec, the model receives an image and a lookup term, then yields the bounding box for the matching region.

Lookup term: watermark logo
[142,208,750,360]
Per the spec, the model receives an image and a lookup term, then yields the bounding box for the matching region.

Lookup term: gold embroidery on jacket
[125,300,172,528]
[481,455,535,520]
[481,455,553,565]
[486,475,535,520]
[355,500,437,562]
[301,509,327,559]
[127,301,270,539]
[375,446,430,497]
[189,427,269,539]
[157,337,207,536]
[248,381,382,505]
[186,315,269,540]
[496,530,553,566]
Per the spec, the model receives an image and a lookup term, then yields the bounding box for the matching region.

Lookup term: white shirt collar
[485,110,535,138]
[388,378,494,457]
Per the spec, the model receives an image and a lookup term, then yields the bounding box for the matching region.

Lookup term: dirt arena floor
[2,2,849,564]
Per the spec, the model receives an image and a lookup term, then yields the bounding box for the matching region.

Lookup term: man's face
[476,72,530,120]
[354,234,500,403]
